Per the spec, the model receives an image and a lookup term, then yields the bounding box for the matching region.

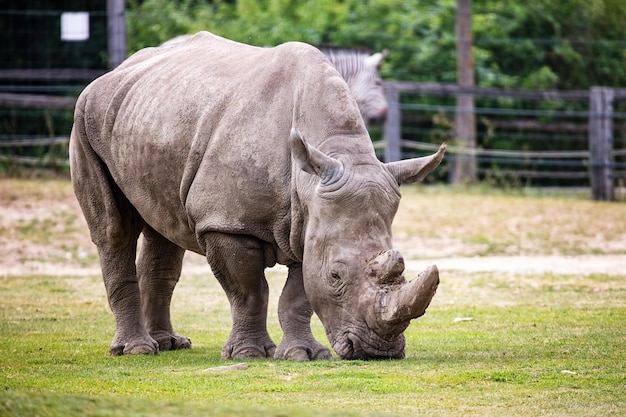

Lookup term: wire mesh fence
[3,80,626,195]
[376,81,626,195]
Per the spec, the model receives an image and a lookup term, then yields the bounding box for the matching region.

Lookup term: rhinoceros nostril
[346,337,354,352]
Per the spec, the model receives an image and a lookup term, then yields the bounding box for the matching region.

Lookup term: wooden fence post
[107,0,126,69]
[588,87,615,201]
[450,0,476,183]
[384,84,401,162]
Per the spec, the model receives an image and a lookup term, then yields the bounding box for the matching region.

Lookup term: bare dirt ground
[1,179,624,278]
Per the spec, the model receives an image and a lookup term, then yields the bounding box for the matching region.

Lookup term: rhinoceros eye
[329,264,348,290]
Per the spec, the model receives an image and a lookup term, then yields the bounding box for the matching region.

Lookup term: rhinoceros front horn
[378,265,440,327]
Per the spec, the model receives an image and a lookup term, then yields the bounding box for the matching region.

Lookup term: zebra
[160,35,388,125]
[317,46,388,126]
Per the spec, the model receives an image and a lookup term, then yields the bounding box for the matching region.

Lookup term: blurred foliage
[126,0,626,90]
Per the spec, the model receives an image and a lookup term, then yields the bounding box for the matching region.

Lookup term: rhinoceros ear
[385,143,447,184]
[290,127,343,183]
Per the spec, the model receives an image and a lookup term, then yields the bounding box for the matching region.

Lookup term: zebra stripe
[319,47,388,125]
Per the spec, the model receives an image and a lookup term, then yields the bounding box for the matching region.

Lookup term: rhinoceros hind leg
[71,125,157,356]
[201,232,276,359]
[274,264,332,361]
[137,226,191,351]
[98,242,160,357]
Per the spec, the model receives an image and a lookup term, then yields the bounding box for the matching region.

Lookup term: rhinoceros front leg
[274,264,332,361]
[137,226,191,351]
[98,240,159,356]
[202,232,276,359]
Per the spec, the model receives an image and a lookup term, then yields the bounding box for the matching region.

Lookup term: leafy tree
[473,0,626,89]
[127,0,626,89]
[126,0,199,50]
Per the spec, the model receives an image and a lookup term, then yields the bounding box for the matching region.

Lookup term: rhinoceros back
[71,31,365,255]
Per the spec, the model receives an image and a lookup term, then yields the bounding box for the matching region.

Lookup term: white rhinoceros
[70,31,445,360]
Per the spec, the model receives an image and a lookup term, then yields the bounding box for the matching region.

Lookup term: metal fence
[0,67,98,171]
[377,81,626,200]
[2,79,626,200]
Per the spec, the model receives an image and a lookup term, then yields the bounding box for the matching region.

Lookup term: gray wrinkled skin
[161,35,388,125]
[70,31,445,361]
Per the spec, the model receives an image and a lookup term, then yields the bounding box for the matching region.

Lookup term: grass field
[1,179,625,416]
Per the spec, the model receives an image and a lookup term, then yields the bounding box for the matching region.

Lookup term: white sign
[61,12,90,41]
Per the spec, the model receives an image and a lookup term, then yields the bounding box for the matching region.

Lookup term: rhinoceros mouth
[331,329,406,360]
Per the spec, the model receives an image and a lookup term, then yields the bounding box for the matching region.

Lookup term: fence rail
[0,136,69,147]
[0,92,77,109]
[0,153,69,167]
[0,69,105,81]
[383,81,593,100]
[0,136,70,169]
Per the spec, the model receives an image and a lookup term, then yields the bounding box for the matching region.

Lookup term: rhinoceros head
[290,128,446,359]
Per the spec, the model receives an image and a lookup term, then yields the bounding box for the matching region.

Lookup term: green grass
[1,270,624,416]
[1,180,625,416]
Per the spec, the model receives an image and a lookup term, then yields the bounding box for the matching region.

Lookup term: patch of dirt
[405,255,626,276]
[1,179,623,278]
[0,180,95,276]
[393,234,625,276]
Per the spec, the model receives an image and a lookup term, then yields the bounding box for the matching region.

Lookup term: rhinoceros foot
[150,330,192,351]
[110,336,159,356]
[222,336,277,359]
[274,338,332,361]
